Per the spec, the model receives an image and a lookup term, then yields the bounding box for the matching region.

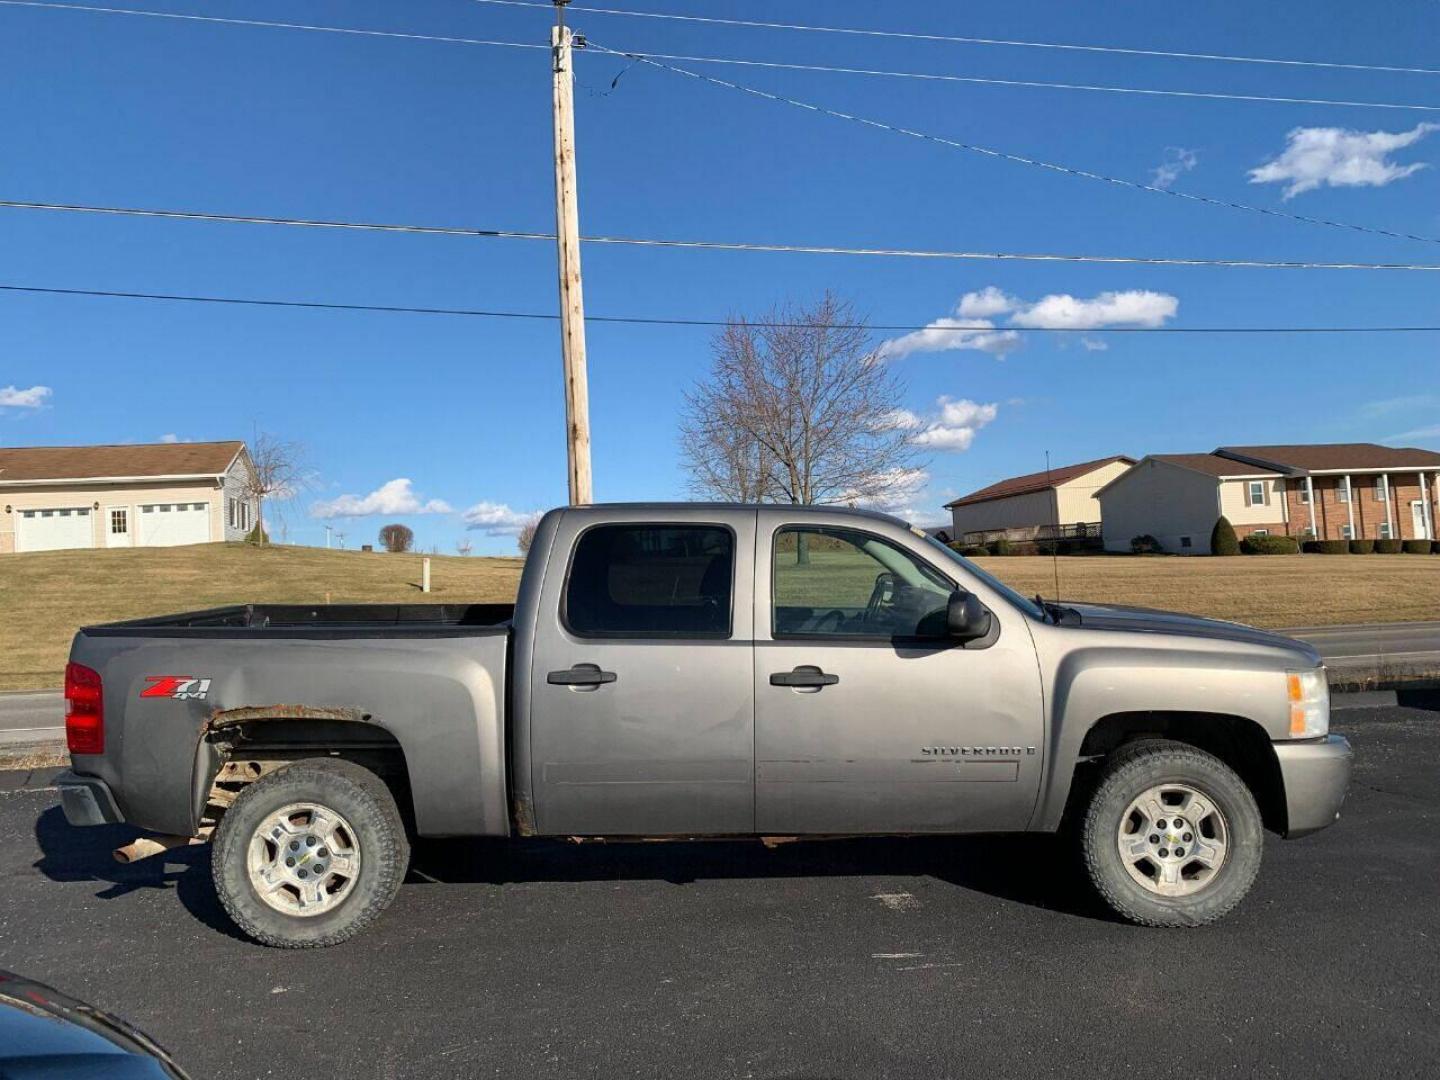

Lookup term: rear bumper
[55,770,125,826]
[1274,735,1351,838]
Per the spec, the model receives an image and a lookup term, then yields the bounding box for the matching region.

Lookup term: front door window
[771,526,952,640]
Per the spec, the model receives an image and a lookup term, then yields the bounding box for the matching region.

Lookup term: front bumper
[55,770,125,827]
[1274,734,1352,838]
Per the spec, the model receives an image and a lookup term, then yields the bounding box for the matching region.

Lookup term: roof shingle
[1217,443,1440,473]
[1151,453,1277,478]
[945,455,1135,508]
[0,441,244,483]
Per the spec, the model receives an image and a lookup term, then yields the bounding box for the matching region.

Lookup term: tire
[212,758,410,948]
[1081,739,1262,927]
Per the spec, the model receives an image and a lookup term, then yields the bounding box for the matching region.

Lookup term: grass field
[0,544,1434,690]
[0,543,523,691]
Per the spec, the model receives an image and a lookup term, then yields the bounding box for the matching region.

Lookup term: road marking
[872,952,922,959]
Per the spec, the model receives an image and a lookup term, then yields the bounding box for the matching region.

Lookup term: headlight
[1286,668,1329,738]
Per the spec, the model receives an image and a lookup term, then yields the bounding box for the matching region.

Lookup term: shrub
[962,545,989,557]
[1240,534,1299,555]
[987,537,1012,556]
[1303,539,1349,554]
[1348,539,1375,554]
[1374,539,1403,554]
[244,522,269,545]
[1130,534,1163,555]
[379,523,414,553]
[1209,517,1240,556]
[1434,541,1440,555]
[1403,539,1432,554]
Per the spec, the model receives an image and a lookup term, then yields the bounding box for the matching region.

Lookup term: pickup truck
[55,503,1351,947]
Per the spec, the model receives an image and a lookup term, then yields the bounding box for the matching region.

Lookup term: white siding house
[0,441,259,554]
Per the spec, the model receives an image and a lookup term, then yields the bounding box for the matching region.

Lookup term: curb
[0,766,64,792]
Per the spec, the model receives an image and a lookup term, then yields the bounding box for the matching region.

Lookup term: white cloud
[1080,337,1109,352]
[880,408,924,431]
[957,286,1018,319]
[1387,424,1440,443]
[844,467,932,521]
[1360,394,1437,419]
[1008,290,1178,329]
[310,478,453,519]
[1151,147,1198,189]
[1249,122,1438,199]
[907,397,999,452]
[880,288,1177,361]
[462,500,539,536]
[0,384,51,408]
[159,433,183,443]
[877,317,1021,362]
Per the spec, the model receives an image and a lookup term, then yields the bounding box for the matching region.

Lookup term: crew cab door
[527,510,756,835]
[754,514,1044,834]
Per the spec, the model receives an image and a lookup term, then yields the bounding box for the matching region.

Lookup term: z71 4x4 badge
[140,675,212,701]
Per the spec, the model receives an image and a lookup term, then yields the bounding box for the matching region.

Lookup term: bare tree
[241,432,310,545]
[516,514,543,555]
[679,294,919,507]
[379,523,414,553]
[455,538,474,557]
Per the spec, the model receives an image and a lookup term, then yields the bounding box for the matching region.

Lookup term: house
[0,441,259,553]
[944,455,1136,545]
[1096,443,1440,553]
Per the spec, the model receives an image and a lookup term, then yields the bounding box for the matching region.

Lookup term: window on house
[1180,536,1193,549]
[1337,479,1350,503]
[1298,486,1311,504]
[109,509,128,535]
[1379,522,1392,539]
[1251,529,1269,538]
[1376,477,1388,502]
[1247,480,1266,504]
[1341,524,1353,540]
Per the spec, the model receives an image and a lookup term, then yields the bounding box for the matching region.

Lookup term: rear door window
[565,524,734,638]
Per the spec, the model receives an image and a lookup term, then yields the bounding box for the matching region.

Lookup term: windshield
[922,534,1046,620]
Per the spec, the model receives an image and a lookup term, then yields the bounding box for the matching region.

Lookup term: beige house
[945,455,1136,545]
[1097,443,1440,553]
[0,441,258,554]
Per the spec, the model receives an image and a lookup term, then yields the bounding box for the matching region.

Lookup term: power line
[470,0,1440,77]
[10,1,1431,112]
[6,199,1440,271]
[587,42,1440,248]
[613,48,1440,113]
[0,1,549,50]
[4,283,1438,334]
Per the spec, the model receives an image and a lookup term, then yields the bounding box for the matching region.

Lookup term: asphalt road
[0,705,1436,1080]
[0,691,64,747]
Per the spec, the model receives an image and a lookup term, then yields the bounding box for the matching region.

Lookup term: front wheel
[212,758,410,947]
[1081,739,1263,927]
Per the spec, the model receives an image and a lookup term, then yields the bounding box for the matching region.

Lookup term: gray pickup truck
[56,503,1350,947]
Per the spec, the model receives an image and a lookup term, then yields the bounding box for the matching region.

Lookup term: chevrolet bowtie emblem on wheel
[140,675,212,701]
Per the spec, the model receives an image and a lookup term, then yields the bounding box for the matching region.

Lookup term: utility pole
[551,0,593,504]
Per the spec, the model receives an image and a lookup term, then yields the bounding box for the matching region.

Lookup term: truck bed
[85,603,516,636]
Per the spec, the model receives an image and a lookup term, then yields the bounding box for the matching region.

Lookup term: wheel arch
[1046,711,1287,836]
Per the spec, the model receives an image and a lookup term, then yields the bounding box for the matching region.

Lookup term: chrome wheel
[246,802,361,917]
[1116,783,1228,898]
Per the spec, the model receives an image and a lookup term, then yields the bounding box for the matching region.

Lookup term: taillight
[64,662,104,755]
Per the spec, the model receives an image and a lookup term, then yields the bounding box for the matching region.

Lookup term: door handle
[769,666,839,688]
[547,663,617,687]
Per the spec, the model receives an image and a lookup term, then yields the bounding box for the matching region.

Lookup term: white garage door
[137,501,211,547]
[15,507,94,552]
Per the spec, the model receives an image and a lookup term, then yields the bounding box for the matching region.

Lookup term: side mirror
[947,589,992,642]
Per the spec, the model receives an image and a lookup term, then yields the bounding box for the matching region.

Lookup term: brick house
[1096,443,1440,553]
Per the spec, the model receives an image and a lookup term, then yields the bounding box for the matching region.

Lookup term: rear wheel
[212,758,409,947]
[1081,739,1262,927]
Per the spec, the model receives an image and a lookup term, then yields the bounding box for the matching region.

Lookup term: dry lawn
[0,545,1434,690]
[0,543,522,691]
[975,554,1438,629]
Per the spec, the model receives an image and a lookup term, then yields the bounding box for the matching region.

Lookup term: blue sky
[2,0,1438,552]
